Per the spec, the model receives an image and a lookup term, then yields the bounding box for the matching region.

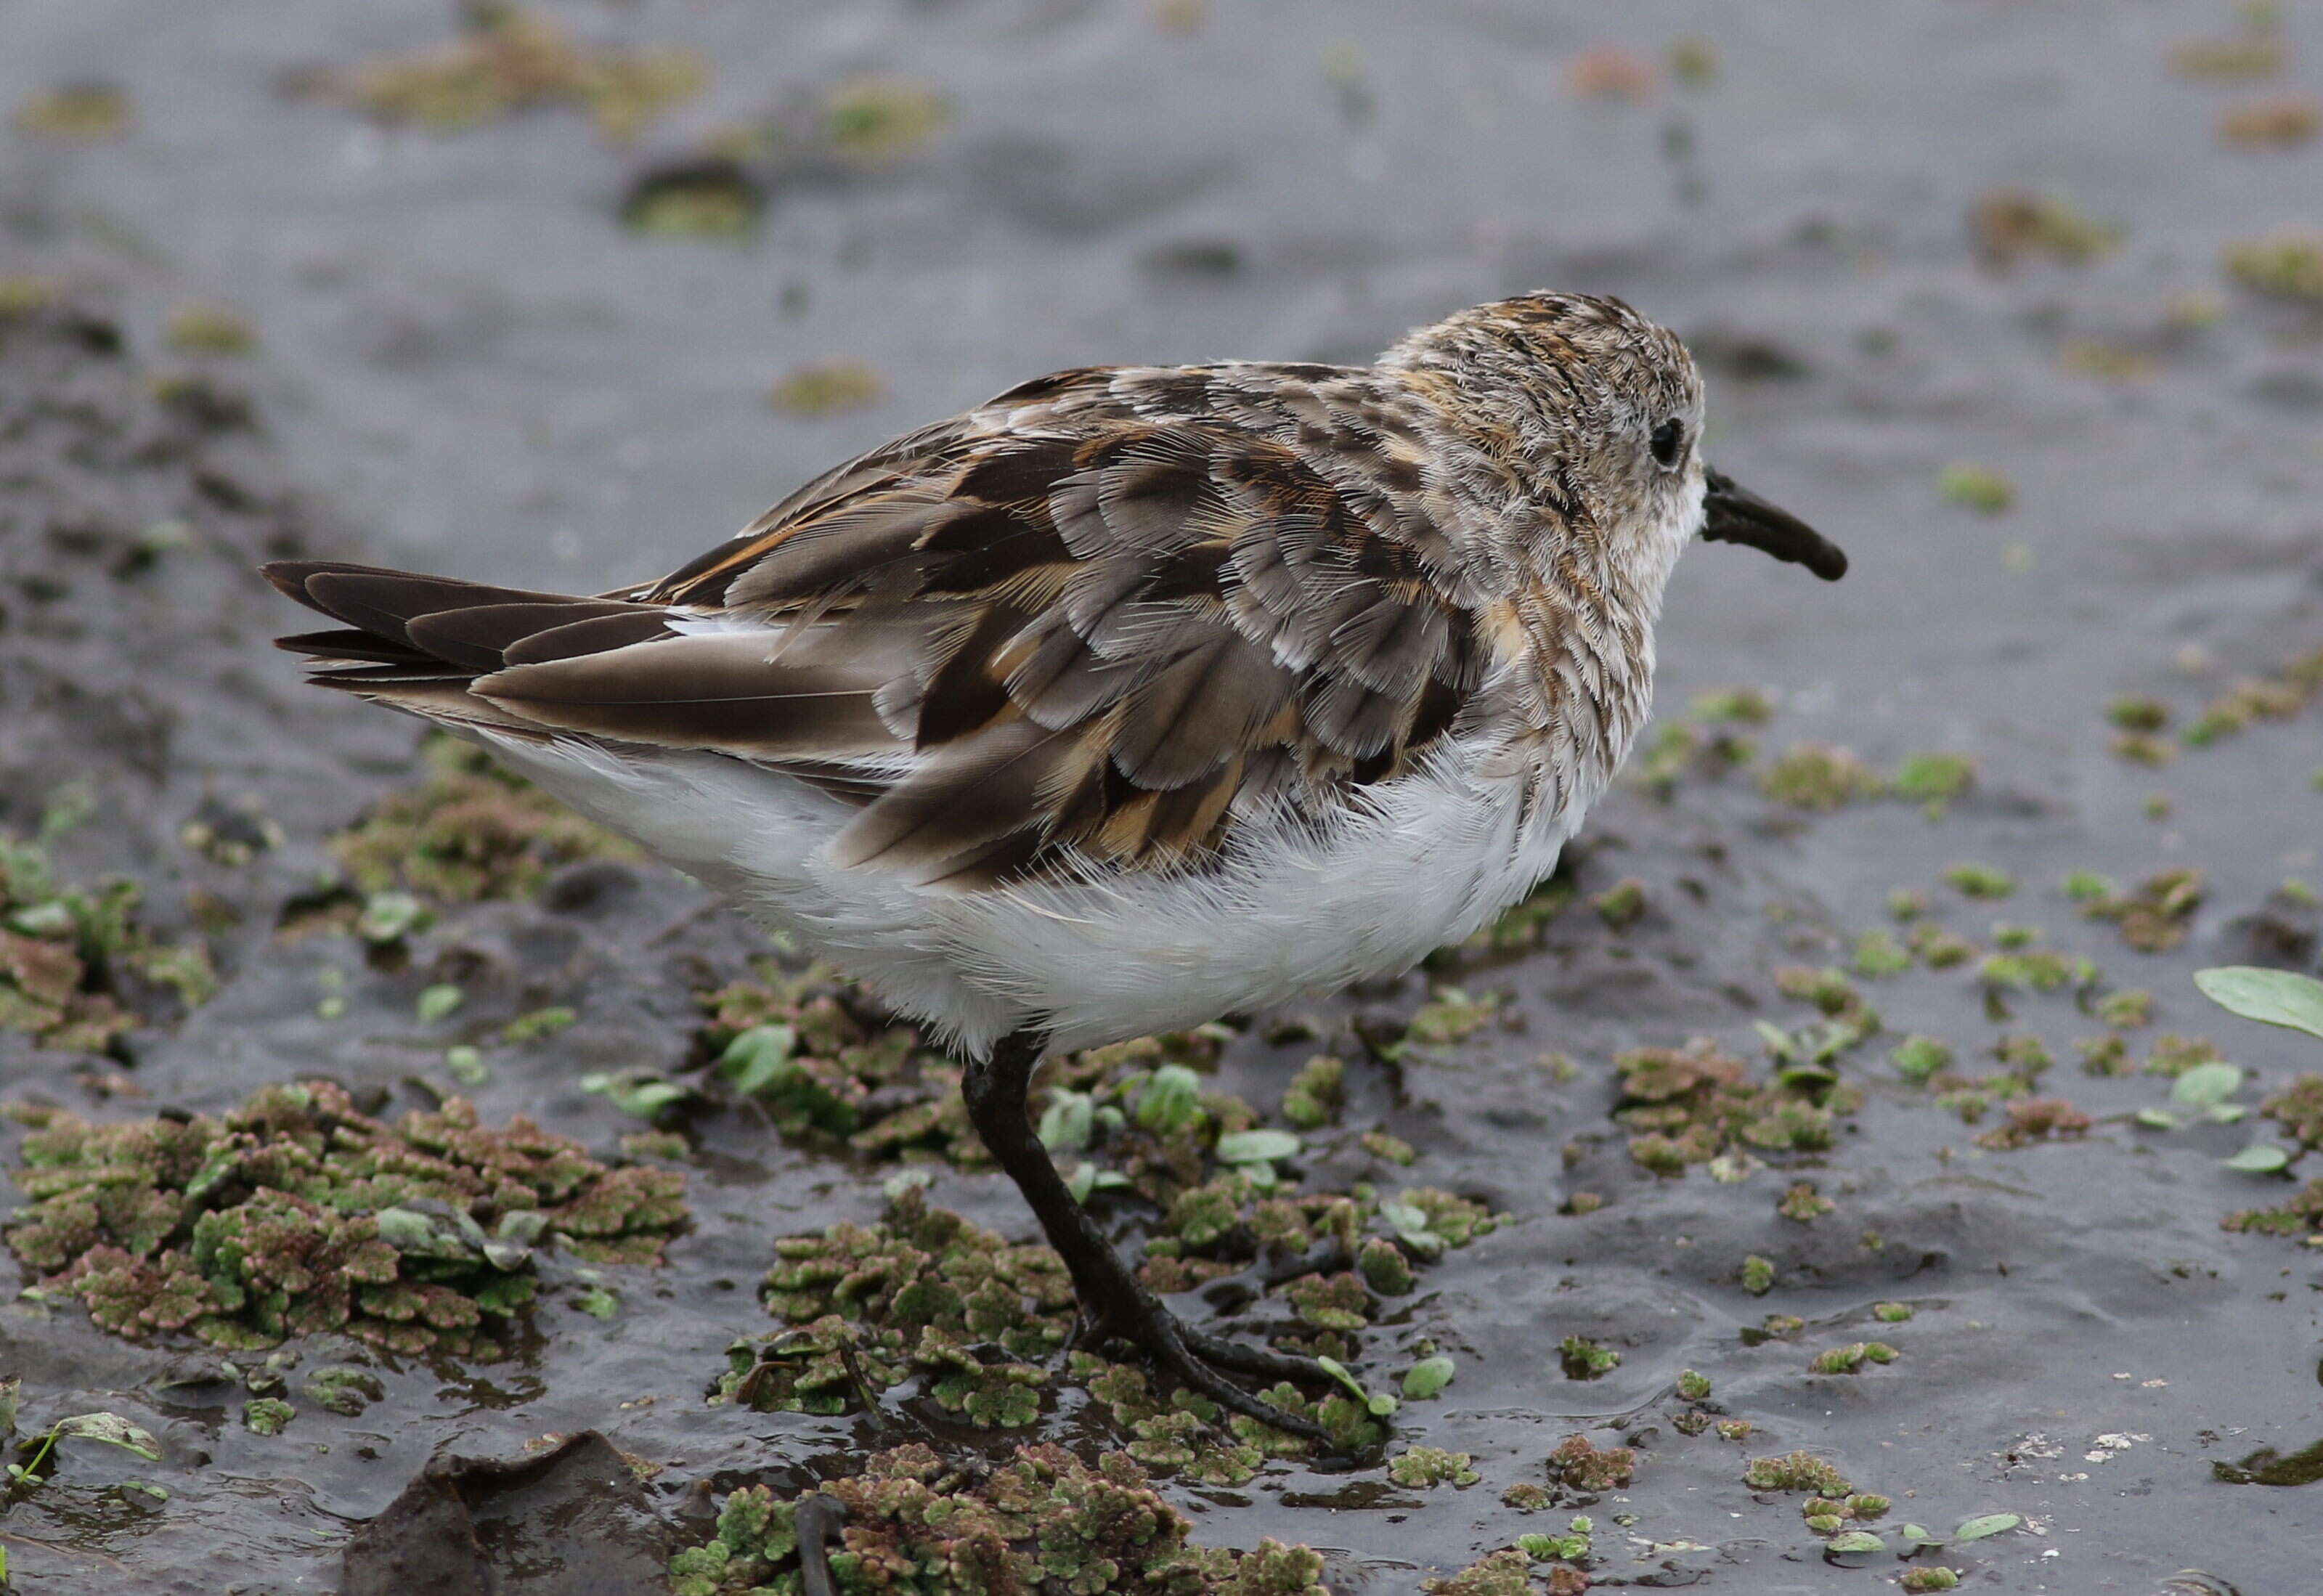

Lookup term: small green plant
[1402,1354,1457,1399]
[1558,1335,1622,1380]
[668,1444,1326,1596]
[1938,463,2014,513]
[1545,1433,1635,1492]
[1516,1515,1593,1561]
[1388,1445,1478,1488]
[7,1083,683,1354]
[2134,1060,2247,1131]
[7,1409,162,1494]
[2196,966,2323,1042]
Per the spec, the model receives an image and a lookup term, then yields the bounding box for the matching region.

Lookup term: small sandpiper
[266,291,1846,1443]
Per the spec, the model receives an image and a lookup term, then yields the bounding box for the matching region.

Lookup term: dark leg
[962,1025,1336,1445]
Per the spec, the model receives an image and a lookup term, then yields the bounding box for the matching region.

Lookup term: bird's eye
[1650,418,1685,469]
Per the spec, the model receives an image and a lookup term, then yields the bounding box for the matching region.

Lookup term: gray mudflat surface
[1,2,2319,1590]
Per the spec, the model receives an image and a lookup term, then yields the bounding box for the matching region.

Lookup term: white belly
[477,730,1584,1056]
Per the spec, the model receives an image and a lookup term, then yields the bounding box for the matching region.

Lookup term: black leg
[962,1025,1337,1446]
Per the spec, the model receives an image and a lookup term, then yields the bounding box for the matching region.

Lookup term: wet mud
[2,2,2322,1591]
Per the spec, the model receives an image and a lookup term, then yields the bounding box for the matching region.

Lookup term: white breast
[476,725,1597,1056]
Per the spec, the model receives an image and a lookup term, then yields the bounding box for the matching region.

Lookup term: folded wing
[269,371,1486,889]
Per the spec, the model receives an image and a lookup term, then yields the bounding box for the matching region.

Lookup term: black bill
[1701,468,1847,582]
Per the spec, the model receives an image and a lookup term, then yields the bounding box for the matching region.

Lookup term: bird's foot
[1075,1286,1344,1449]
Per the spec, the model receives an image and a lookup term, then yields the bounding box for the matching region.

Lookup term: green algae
[1389,987,1502,1055]
[1762,744,1881,810]
[6,1082,683,1353]
[1851,929,1913,977]
[1777,1181,1834,1221]
[2211,1435,2323,1486]
[2221,1178,2323,1237]
[2080,868,2204,953]
[13,84,130,139]
[1592,877,1646,930]
[1941,862,2014,900]
[1971,1096,2092,1151]
[1637,715,1755,799]
[1743,1451,1851,1494]
[1545,1433,1635,1494]
[720,1186,1068,1427]
[241,1397,293,1436]
[1557,1335,1621,1380]
[1894,752,1975,817]
[1614,1036,1860,1176]
[1423,1548,1540,1596]
[1808,1341,1899,1375]
[2258,1075,2323,1151]
[0,831,214,1054]
[165,304,256,356]
[1936,462,2014,513]
[2226,235,2323,301]
[1969,192,2120,266]
[699,961,977,1160]
[330,737,632,904]
[2144,1033,2225,1078]
[768,362,884,418]
[723,1182,1481,1453]
[1389,1446,1480,1488]
[1278,1056,1343,1130]
[322,6,704,142]
[1890,1035,1952,1082]
[668,1444,1330,1596]
[1908,925,1979,969]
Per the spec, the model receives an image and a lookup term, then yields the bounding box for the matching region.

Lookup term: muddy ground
[1,1,2322,1591]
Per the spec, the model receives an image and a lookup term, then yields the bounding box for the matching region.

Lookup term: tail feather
[259,559,903,779]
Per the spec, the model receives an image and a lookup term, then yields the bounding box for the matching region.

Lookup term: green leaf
[580,1071,690,1119]
[2224,1143,2293,1174]
[1952,1512,2019,1542]
[1136,1065,1202,1133]
[357,890,427,944]
[1826,1531,1885,1554]
[1898,1524,1940,1545]
[2171,1062,2243,1108]
[2133,1107,2178,1130]
[1039,1090,1094,1153]
[1314,1354,1370,1407]
[52,1412,163,1462]
[415,982,463,1023]
[2195,966,2323,1041]
[1215,1129,1301,1165]
[1401,1354,1456,1399]
[718,1025,797,1095]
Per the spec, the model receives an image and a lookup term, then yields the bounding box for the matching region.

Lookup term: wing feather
[267,363,1492,890]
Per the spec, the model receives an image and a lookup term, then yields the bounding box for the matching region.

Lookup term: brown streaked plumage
[265,291,1845,1446]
